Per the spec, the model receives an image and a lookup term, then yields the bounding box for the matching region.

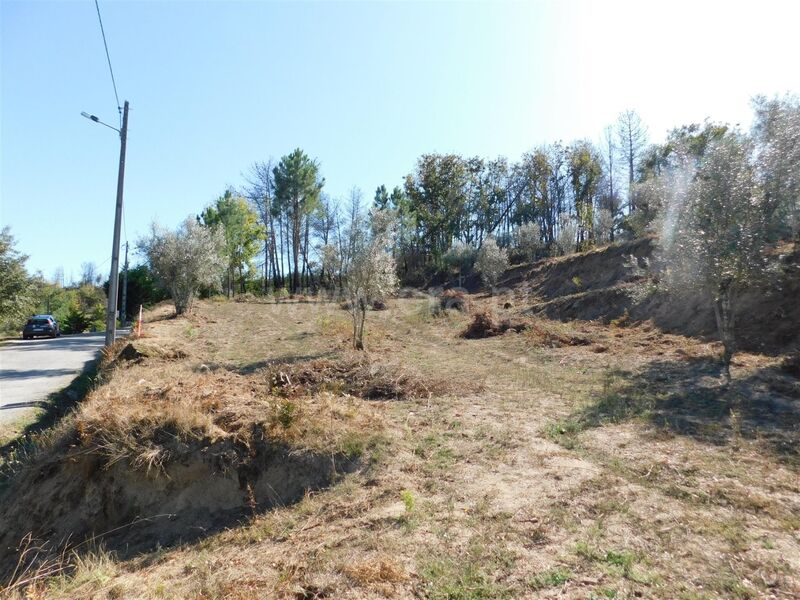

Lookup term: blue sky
[2,0,799,280]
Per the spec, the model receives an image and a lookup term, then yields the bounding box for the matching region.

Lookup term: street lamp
[82,100,129,347]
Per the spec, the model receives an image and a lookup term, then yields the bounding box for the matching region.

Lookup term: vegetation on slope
[1,291,797,599]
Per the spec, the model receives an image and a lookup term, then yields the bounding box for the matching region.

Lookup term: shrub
[515,222,543,262]
[443,241,476,284]
[556,213,578,255]
[475,237,509,287]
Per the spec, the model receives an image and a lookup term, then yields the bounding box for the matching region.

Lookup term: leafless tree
[617,110,648,211]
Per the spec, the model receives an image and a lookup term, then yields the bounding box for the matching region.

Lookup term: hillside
[1,284,798,598]
[505,238,800,355]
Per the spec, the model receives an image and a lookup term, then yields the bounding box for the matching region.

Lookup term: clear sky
[2,0,799,280]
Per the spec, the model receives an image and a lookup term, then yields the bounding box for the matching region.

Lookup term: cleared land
[1,292,798,599]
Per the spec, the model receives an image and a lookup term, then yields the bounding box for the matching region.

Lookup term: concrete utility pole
[104,100,129,347]
[120,241,129,327]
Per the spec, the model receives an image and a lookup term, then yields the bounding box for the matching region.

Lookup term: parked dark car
[22,315,61,339]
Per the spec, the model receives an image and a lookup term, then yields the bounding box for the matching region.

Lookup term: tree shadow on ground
[575,356,800,466]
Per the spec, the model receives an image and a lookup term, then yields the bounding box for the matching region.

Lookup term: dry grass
[1,294,798,599]
[73,349,387,473]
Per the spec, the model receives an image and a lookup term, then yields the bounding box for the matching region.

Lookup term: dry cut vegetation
[0,290,798,599]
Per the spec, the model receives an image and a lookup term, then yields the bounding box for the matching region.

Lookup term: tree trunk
[712,280,735,382]
[355,303,366,350]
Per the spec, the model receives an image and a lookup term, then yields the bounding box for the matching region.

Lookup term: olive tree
[752,94,800,237]
[138,218,226,315]
[443,240,476,286]
[661,133,768,380]
[515,222,542,262]
[344,210,398,350]
[475,236,508,287]
[555,213,578,256]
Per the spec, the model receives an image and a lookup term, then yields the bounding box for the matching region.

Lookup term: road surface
[0,333,110,426]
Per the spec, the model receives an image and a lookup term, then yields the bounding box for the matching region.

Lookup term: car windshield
[28,319,50,326]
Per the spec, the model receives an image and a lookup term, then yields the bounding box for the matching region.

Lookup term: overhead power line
[93,0,121,121]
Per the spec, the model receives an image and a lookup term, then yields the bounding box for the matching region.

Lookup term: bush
[515,222,543,262]
[475,237,509,287]
[62,302,91,334]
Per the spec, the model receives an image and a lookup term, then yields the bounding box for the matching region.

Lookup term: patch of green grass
[414,433,458,472]
[543,419,583,449]
[420,557,510,600]
[574,542,657,584]
[528,567,572,590]
[696,517,751,553]
[710,574,757,599]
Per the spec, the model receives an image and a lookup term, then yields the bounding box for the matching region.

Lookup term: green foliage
[118,264,169,319]
[421,557,509,600]
[28,283,107,334]
[276,400,297,429]
[201,190,264,297]
[62,301,91,334]
[752,94,800,237]
[475,237,508,287]
[0,227,38,330]
[659,132,770,376]
[569,141,603,249]
[139,217,227,315]
[404,154,471,266]
[345,209,398,350]
[528,567,572,590]
[400,489,416,513]
[273,149,324,292]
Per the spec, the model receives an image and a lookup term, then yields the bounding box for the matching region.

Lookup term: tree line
[2,94,797,355]
[182,109,651,296]
[186,97,796,301]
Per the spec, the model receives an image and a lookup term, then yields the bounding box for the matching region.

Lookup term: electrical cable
[93,0,121,122]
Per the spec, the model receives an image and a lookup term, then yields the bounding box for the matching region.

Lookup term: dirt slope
[1,291,798,598]
[513,237,800,354]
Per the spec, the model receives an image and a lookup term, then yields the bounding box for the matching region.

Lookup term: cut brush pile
[265,354,471,400]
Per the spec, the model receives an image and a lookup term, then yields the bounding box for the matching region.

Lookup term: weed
[401,489,416,513]
[420,557,509,600]
[276,400,297,429]
[528,567,572,590]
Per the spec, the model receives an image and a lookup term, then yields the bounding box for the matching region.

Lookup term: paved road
[0,333,110,425]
